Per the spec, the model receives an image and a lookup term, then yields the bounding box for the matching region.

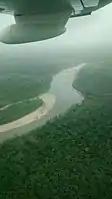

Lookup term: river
[0,63,85,142]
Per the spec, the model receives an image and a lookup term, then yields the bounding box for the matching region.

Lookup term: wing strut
[80,0,85,9]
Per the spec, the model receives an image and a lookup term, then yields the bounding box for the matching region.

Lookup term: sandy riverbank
[0,93,56,132]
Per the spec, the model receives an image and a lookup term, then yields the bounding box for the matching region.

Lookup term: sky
[0,2,112,52]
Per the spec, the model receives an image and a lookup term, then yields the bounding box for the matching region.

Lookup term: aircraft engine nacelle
[0,9,71,44]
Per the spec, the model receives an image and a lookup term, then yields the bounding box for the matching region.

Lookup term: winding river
[0,63,86,142]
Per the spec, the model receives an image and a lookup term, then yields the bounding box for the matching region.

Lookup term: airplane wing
[71,0,112,17]
[0,0,111,44]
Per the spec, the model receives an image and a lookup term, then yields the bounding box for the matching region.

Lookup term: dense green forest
[0,62,112,198]
[0,64,55,107]
[73,62,112,97]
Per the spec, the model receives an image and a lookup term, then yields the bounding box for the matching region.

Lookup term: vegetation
[0,65,53,107]
[73,62,112,97]
[0,63,112,198]
[0,98,42,125]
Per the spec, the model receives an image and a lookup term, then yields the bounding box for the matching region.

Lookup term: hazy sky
[0,2,112,51]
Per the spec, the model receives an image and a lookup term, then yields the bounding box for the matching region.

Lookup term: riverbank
[0,97,43,125]
[0,93,55,133]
